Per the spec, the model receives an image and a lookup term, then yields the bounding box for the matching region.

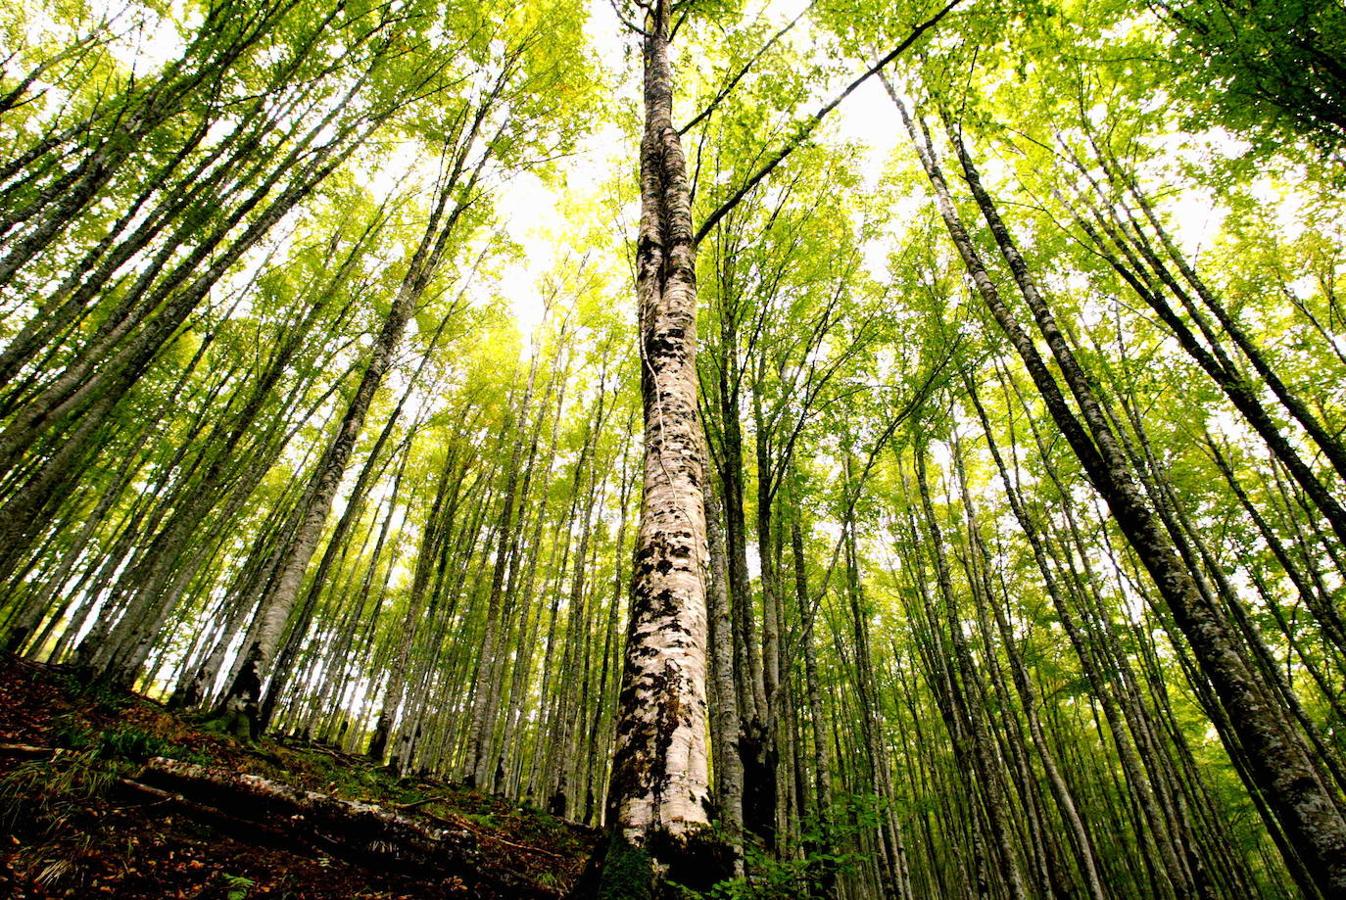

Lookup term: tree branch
[693,0,964,247]
[677,2,815,136]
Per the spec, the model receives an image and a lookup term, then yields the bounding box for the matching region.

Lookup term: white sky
[60,0,1244,348]
[492,0,904,345]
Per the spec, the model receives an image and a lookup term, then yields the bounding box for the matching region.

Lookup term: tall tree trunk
[796,513,835,897]
[465,359,541,788]
[603,0,718,886]
[890,82,1346,893]
[705,470,745,871]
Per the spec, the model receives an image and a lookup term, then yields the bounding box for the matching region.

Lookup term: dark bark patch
[646,825,736,894]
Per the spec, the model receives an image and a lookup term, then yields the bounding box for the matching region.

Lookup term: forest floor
[0,657,599,898]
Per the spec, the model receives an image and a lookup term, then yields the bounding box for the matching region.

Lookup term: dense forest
[1,0,1345,895]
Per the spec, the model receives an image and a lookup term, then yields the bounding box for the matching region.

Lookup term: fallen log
[127,757,566,897]
[113,778,292,840]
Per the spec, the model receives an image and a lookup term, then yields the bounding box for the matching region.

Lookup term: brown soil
[0,658,597,898]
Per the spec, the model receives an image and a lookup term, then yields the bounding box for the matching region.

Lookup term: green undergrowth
[658,799,883,899]
[1,718,215,843]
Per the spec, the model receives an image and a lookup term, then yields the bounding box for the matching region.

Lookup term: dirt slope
[0,659,598,898]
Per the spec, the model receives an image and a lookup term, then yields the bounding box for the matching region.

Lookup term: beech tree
[3,0,1344,896]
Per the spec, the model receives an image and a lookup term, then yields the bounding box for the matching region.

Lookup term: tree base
[590,826,736,899]
[197,698,257,742]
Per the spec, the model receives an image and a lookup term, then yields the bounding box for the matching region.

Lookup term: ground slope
[0,659,598,898]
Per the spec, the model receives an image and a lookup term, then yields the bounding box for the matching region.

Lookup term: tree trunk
[890,83,1346,893]
[602,1,720,888]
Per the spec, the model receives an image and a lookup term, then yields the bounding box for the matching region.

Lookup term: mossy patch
[592,825,736,899]
[595,833,656,899]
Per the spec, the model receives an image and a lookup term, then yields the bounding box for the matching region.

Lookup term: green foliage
[1,0,1343,895]
[1159,0,1346,155]
[670,796,883,899]
[0,751,116,836]
[94,725,211,765]
[222,872,256,900]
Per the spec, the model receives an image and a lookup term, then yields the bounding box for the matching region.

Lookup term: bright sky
[492,0,905,345]
[65,0,1233,350]
[489,0,1227,350]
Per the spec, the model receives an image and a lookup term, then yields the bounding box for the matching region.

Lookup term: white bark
[606,0,713,850]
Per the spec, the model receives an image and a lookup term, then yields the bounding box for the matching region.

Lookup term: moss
[591,825,736,899]
[459,811,499,829]
[595,833,656,899]
[198,706,254,742]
